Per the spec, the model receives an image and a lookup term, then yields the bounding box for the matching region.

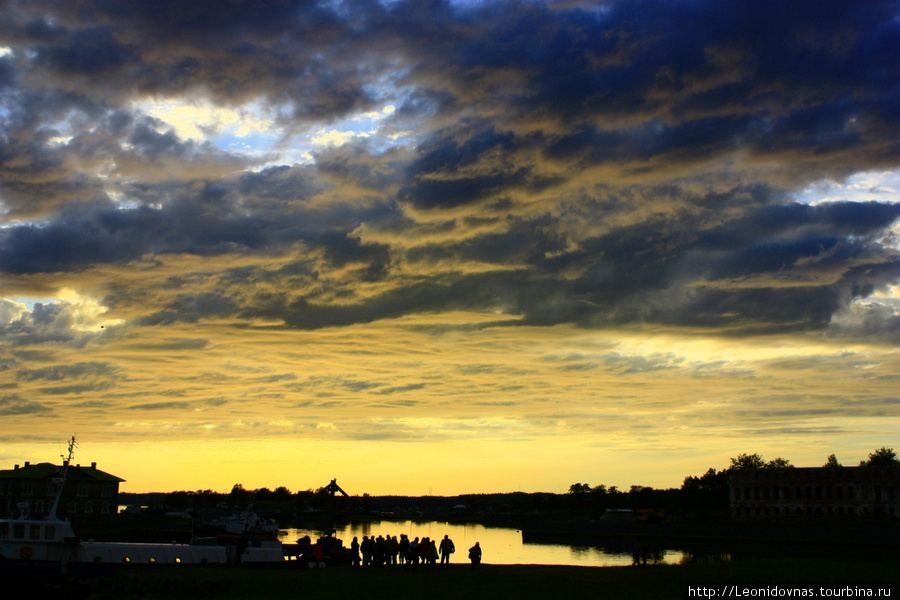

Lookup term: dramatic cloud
[0,0,898,494]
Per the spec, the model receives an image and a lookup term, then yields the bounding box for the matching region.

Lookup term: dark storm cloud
[0,0,898,338]
[1,303,98,347]
[0,168,392,275]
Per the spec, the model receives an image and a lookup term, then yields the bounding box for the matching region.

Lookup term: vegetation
[860,447,899,467]
[116,448,898,523]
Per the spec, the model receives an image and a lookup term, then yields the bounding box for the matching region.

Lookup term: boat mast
[47,435,76,520]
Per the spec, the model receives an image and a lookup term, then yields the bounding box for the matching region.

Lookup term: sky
[1,0,899,496]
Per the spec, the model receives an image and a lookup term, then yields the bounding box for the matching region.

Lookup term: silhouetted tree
[568,483,591,494]
[229,483,251,509]
[729,453,766,470]
[824,453,842,468]
[861,447,899,467]
[728,453,791,470]
[681,467,729,514]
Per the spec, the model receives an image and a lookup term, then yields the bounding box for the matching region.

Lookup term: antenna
[48,435,76,520]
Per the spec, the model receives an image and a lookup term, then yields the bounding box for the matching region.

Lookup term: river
[279,520,692,566]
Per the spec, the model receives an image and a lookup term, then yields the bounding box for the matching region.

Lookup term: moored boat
[0,437,289,575]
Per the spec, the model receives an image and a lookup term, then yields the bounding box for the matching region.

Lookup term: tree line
[121,447,898,519]
[568,447,899,517]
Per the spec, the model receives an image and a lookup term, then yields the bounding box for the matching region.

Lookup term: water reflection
[281,520,689,567]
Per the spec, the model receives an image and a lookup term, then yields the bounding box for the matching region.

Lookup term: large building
[0,460,125,519]
[730,466,900,519]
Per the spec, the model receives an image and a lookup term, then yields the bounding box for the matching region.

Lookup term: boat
[0,437,288,575]
[211,511,279,537]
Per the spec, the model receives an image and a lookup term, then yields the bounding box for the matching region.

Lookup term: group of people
[349,533,481,568]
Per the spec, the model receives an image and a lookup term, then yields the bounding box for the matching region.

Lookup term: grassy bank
[74,558,897,600]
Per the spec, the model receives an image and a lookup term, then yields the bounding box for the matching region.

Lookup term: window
[30,525,41,540]
[68,500,78,514]
[22,482,34,496]
[85,501,94,514]
[45,525,56,540]
[77,483,88,498]
[101,484,112,498]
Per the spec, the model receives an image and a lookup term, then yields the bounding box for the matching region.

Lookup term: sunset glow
[1,0,898,495]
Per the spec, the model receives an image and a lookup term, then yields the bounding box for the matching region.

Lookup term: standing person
[390,535,399,565]
[407,536,419,568]
[350,536,361,567]
[311,542,325,568]
[426,537,437,567]
[375,535,386,566]
[468,542,481,569]
[398,534,409,564]
[361,535,372,567]
[418,537,430,568]
[439,534,455,568]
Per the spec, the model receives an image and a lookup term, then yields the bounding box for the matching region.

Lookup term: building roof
[0,461,125,483]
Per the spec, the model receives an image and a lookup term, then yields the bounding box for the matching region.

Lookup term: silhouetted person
[407,537,419,568]
[428,537,438,566]
[419,536,433,568]
[468,542,481,568]
[390,535,399,565]
[311,543,325,568]
[375,535,386,566]
[350,536,360,567]
[398,534,409,564]
[361,535,372,567]
[439,534,455,568]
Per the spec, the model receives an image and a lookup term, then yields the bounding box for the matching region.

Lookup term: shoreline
[518,517,900,548]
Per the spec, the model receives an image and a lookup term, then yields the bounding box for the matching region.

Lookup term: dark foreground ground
[12,558,898,600]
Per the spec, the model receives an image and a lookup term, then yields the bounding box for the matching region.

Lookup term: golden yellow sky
[1,0,899,495]
[3,302,897,494]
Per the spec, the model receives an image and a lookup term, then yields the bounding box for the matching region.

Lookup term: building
[730,466,900,519]
[0,460,125,519]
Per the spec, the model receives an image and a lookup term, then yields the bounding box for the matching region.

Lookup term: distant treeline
[118,448,898,521]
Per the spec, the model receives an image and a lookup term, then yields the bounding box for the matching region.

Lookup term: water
[280,520,689,566]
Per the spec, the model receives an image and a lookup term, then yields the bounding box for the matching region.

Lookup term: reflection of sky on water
[281,520,687,567]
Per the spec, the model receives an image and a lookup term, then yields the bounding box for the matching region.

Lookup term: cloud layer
[1,0,898,493]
